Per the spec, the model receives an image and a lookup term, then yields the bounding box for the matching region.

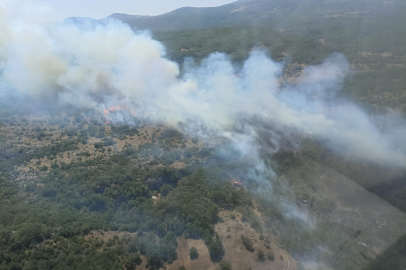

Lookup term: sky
[42,0,236,21]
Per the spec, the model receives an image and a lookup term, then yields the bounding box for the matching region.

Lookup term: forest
[0,109,267,270]
[1,0,406,269]
[1,100,405,269]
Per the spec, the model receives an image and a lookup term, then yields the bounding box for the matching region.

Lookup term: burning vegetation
[1,0,406,269]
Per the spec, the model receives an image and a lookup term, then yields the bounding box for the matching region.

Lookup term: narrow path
[282,253,290,270]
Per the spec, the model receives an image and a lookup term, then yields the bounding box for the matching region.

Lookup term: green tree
[209,236,224,262]
[219,260,232,270]
[146,251,163,270]
[124,253,142,270]
[241,235,254,252]
[161,231,178,263]
[267,252,275,261]
[257,249,265,262]
[160,184,174,197]
[11,223,49,249]
[128,239,138,253]
[189,246,198,260]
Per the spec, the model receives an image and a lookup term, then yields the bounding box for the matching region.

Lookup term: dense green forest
[0,107,262,269]
[153,27,332,64]
[104,0,406,113]
[150,26,406,113]
[1,103,405,269]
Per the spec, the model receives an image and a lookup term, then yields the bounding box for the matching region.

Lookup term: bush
[124,253,142,270]
[238,205,262,231]
[128,239,138,253]
[219,260,232,270]
[161,231,178,263]
[272,150,300,173]
[189,246,198,260]
[241,235,254,252]
[94,142,104,149]
[258,249,265,262]
[160,184,174,197]
[39,165,48,171]
[11,223,49,249]
[267,252,275,261]
[64,128,78,137]
[103,137,116,146]
[146,251,163,270]
[209,236,224,262]
[42,187,58,198]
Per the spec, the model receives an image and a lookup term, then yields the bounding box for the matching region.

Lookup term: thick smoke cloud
[1,0,405,168]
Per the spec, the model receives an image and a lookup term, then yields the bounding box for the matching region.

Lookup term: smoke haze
[1,0,405,168]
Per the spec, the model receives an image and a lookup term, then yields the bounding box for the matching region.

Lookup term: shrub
[189,246,198,260]
[238,205,261,231]
[146,251,163,270]
[39,165,48,171]
[124,253,142,270]
[128,239,138,253]
[42,187,58,198]
[209,236,224,262]
[94,142,104,149]
[160,184,174,197]
[258,249,265,262]
[219,260,232,270]
[272,150,300,173]
[241,235,254,252]
[103,137,116,146]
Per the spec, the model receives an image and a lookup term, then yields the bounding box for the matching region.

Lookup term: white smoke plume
[1,0,405,168]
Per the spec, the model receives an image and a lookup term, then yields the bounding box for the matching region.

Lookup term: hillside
[105,0,404,33]
[97,0,406,112]
[1,105,405,270]
[1,1,406,270]
[0,107,297,270]
[106,0,406,55]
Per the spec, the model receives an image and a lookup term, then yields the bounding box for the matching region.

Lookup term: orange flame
[109,105,122,112]
[103,106,123,116]
[103,105,136,125]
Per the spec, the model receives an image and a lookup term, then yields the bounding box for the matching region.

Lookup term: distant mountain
[65,0,406,112]
[108,13,152,22]
[64,16,100,26]
[62,0,406,57]
[101,0,405,39]
[96,0,406,63]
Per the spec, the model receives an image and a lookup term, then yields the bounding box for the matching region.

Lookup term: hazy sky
[42,0,236,21]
